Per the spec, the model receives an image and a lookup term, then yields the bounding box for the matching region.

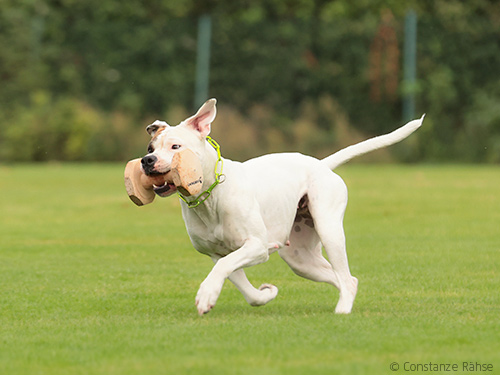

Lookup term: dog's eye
[147,145,154,153]
[172,144,181,150]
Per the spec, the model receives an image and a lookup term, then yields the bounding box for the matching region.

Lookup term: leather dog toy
[169,148,204,197]
[124,149,203,206]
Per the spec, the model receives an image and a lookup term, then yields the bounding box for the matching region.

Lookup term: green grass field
[0,164,498,375]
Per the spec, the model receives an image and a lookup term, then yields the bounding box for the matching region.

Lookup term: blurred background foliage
[1,0,500,162]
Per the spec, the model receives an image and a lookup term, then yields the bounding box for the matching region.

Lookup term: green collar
[177,136,225,208]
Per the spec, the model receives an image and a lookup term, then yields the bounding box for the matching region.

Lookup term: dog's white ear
[146,120,169,137]
[185,98,217,137]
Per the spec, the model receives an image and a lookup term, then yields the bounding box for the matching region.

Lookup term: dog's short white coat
[144,99,424,315]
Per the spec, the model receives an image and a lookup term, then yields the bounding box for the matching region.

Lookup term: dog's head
[140,98,217,198]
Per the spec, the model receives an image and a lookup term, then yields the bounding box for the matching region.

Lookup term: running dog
[136,99,424,315]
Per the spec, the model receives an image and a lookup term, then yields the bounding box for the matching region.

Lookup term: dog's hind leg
[279,219,342,289]
[307,173,358,314]
[228,269,279,306]
[315,221,358,314]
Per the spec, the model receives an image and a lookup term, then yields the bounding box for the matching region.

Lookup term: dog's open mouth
[148,172,177,198]
[153,181,177,197]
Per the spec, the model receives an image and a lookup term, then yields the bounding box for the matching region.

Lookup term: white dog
[139,99,424,315]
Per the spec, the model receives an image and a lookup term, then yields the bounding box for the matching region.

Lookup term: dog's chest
[183,211,242,257]
[188,225,237,257]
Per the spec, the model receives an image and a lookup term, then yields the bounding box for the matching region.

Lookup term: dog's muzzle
[140,154,177,197]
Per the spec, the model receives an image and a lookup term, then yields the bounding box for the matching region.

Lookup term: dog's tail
[322,114,425,170]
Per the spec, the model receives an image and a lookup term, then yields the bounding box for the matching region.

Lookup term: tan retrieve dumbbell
[169,148,203,197]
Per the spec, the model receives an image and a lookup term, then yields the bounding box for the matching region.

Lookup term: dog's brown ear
[171,149,203,196]
[124,159,156,206]
[185,98,216,138]
[146,120,169,137]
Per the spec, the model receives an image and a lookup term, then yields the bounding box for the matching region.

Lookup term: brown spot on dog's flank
[294,225,301,232]
[305,219,314,228]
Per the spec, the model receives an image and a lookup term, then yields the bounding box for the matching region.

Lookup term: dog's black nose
[141,154,157,174]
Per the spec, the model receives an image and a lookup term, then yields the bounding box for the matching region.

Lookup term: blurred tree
[1,0,499,162]
[369,9,400,103]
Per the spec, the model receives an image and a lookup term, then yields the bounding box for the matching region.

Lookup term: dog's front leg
[195,236,269,315]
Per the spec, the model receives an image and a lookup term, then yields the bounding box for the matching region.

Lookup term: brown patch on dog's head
[146,120,170,154]
[146,120,168,138]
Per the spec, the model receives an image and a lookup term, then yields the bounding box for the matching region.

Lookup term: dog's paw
[195,279,222,316]
[248,284,279,306]
[334,276,358,314]
[259,283,278,293]
[195,292,216,316]
[195,299,214,316]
